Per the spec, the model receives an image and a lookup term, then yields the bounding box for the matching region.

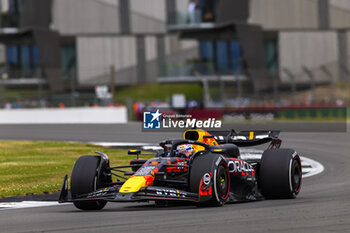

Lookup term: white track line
[300,156,325,178]
[89,142,154,147]
[0,202,70,211]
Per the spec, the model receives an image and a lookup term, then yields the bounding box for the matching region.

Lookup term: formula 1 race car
[59,129,302,210]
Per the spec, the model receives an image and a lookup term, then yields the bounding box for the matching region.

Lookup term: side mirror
[128,150,141,159]
[203,135,214,139]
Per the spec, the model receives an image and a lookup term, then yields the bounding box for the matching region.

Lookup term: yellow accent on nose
[249,131,254,140]
[119,176,147,193]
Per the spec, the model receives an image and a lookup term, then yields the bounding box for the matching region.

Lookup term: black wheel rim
[291,159,302,193]
[216,165,229,200]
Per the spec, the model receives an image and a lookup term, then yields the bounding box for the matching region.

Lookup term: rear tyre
[190,154,230,206]
[259,149,302,199]
[71,156,107,210]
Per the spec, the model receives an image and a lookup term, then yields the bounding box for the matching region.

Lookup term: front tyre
[71,156,107,210]
[190,154,230,206]
[259,149,302,199]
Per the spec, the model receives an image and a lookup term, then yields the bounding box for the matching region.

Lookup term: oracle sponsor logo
[227,160,254,173]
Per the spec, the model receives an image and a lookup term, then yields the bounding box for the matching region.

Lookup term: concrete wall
[77,35,198,86]
[52,0,120,35]
[250,0,350,29]
[0,107,128,124]
[145,36,158,82]
[130,0,166,33]
[53,0,168,34]
[347,31,350,69]
[330,0,350,28]
[249,0,318,29]
[0,0,8,12]
[0,44,5,63]
[77,36,137,86]
[52,0,198,86]
[279,31,339,84]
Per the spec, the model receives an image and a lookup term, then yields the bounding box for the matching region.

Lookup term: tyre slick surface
[71,155,107,210]
[259,149,302,199]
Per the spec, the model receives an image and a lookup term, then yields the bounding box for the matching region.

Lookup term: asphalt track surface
[0,123,350,233]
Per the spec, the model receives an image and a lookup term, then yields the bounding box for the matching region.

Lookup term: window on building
[1,0,22,27]
[264,39,278,76]
[199,41,214,74]
[6,45,18,68]
[61,44,76,80]
[9,0,22,27]
[200,41,213,60]
[200,0,216,22]
[216,41,228,73]
[169,0,216,25]
[6,44,39,78]
[200,40,242,75]
[230,41,242,73]
[216,41,242,74]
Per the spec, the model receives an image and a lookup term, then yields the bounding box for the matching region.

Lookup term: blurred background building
[0,0,349,109]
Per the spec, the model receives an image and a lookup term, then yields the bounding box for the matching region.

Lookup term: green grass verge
[114,83,203,104]
[0,141,153,198]
[1,88,50,101]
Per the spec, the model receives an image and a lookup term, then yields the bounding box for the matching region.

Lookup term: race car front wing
[58,175,199,203]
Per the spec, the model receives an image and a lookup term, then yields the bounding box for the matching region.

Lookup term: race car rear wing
[208,130,281,148]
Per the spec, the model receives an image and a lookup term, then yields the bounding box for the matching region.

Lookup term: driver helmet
[176,144,195,158]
